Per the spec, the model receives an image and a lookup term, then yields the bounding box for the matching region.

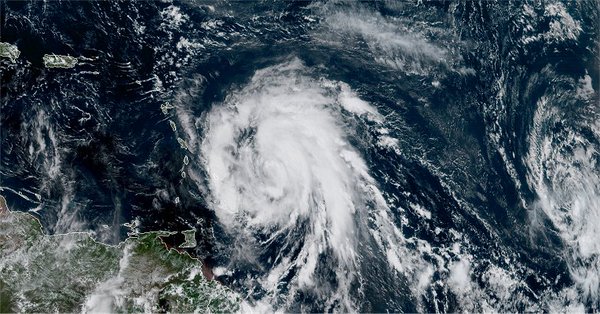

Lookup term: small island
[0,42,20,63]
[43,54,78,68]
[180,229,198,248]
[161,102,175,114]
[0,195,239,313]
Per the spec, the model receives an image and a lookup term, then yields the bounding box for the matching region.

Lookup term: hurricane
[200,59,418,311]
[1,0,598,312]
[526,83,600,302]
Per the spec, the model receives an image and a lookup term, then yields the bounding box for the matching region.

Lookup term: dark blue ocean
[1,1,599,312]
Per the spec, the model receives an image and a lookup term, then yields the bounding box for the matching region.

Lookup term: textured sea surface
[0,0,599,312]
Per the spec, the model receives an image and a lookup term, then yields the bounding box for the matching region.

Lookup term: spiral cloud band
[200,59,409,310]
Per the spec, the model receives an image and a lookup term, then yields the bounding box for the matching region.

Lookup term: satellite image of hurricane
[0,0,599,313]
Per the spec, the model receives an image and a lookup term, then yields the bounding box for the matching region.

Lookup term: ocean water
[1,0,598,312]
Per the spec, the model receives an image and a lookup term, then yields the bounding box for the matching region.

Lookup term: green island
[0,196,240,313]
[43,54,78,68]
[180,230,198,249]
[0,42,20,63]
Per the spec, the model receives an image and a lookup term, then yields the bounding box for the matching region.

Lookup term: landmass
[43,54,78,68]
[177,137,189,150]
[0,195,240,313]
[180,229,197,249]
[161,102,175,114]
[0,42,20,63]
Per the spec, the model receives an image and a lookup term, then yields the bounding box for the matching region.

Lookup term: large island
[43,54,78,68]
